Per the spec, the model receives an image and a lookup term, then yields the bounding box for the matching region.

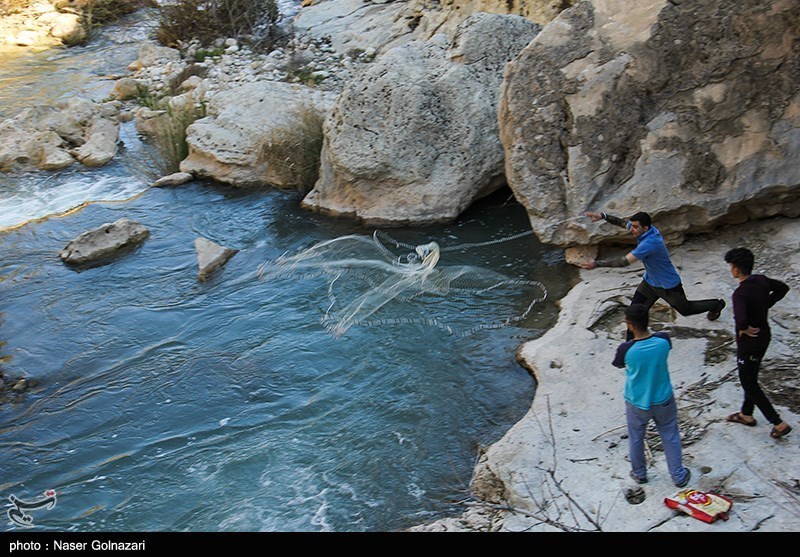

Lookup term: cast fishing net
[257,229,557,338]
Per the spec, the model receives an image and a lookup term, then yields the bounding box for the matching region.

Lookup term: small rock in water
[59,218,149,266]
[195,237,238,282]
[152,172,193,188]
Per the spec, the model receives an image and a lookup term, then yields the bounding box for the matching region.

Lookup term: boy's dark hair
[725,247,754,275]
[624,303,649,331]
[628,211,652,228]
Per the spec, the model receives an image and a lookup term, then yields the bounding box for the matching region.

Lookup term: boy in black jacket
[724,248,792,439]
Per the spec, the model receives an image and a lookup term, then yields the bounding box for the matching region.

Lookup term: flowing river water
[0,11,576,531]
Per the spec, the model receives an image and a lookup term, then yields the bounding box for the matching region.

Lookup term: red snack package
[664,489,733,523]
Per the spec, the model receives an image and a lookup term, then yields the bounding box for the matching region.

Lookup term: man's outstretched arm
[584,211,629,229]
[580,252,638,270]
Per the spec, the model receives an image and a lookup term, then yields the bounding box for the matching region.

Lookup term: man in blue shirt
[613,304,691,487]
[581,211,725,339]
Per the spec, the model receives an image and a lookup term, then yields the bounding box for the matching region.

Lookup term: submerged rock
[59,218,149,266]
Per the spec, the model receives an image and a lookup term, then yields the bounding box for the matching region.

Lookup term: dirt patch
[589,297,679,337]
[653,325,736,365]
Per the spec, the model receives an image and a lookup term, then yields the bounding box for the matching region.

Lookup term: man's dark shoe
[675,469,691,488]
[630,471,647,484]
[707,300,725,321]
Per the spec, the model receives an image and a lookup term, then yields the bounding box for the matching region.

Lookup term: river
[0,9,575,532]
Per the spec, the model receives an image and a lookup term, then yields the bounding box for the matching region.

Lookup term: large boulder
[0,97,120,171]
[59,219,150,266]
[111,77,145,101]
[47,12,86,46]
[499,0,800,247]
[180,81,336,187]
[292,0,572,56]
[301,13,540,225]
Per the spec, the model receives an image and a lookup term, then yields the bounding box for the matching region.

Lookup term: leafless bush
[157,0,282,49]
[79,0,157,26]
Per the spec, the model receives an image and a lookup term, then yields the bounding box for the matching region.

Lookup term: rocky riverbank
[0,1,86,47]
[412,216,800,532]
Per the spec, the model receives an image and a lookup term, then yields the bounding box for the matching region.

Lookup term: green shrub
[193,46,225,63]
[134,83,162,110]
[262,103,325,193]
[157,0,282,50]
[282,53,326,86]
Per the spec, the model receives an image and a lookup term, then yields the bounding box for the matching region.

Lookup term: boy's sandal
[726,413,757,427]
[770,424,792,439]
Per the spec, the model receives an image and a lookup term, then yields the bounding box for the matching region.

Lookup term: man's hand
[739,326,760,338]
[584,211,603,223]
[579,259,597,270]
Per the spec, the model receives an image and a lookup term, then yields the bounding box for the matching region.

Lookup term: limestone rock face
[195,238,238,282]
[292,0,571,56]
[499,0,800,247]
[292,0,418,55]
[180,81,336,187]
[410,0,576,39]
[0,97,120,171]
[59,219,150,266]
[302,13,540,226]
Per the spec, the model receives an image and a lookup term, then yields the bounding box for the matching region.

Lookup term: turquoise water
[0,10,576,532]
[0,185,573,531]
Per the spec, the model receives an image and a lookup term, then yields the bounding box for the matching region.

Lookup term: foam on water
[0,173,148,230]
